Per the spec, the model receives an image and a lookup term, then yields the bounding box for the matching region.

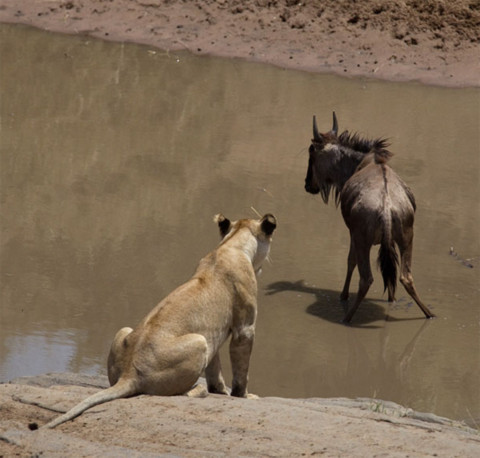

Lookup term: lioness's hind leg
[143,333,209,396]
[108,327,133,386]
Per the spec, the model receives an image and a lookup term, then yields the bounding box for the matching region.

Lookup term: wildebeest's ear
[261,214,277,236]
[214,214,231,237]
[331,111,338,136]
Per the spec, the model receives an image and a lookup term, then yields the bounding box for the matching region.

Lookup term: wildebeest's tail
[44,378,136,429]
[378,213,398,296]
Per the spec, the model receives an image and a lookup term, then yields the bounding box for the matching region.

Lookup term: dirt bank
[1,373,479,457]
[0,0,479,87]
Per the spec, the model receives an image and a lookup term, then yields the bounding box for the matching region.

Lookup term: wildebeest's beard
[305,146,342,206]
[319,180,340,206]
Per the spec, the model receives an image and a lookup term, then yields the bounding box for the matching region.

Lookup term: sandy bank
[1,0,479,87]
[1,373,479,457]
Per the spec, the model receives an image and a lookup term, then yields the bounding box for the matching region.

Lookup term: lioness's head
[214,213,277,274]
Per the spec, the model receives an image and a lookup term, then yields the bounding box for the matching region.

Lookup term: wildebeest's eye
[309,144,315,154]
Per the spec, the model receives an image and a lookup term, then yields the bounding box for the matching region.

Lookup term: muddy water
[1,24,479,425]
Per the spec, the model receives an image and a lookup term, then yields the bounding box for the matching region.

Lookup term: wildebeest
[305,112,435,323]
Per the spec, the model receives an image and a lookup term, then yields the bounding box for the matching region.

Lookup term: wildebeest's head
[304,112,340,203]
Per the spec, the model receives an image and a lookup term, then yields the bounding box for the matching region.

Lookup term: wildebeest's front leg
[340,235,357,301]
[205,353,229,395]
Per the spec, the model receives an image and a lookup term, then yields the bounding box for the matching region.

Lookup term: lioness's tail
[378,213,398,297]
[44,378,136,429]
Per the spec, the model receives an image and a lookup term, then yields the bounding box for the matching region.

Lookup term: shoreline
[1,0,478,88]
[1,373,479,457]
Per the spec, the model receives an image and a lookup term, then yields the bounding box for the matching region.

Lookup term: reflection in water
[0,24,479,426]
[2,330,102,381]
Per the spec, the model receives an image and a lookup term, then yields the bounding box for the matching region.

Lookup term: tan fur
[45,213,276,428]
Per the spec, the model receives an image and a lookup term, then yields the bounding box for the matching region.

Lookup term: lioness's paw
[246,393,259,399]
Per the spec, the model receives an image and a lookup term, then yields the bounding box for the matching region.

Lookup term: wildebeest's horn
[313,115,320,141]
[331,112,338,136]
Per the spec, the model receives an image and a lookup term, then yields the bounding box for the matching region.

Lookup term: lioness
[45,213,277,428]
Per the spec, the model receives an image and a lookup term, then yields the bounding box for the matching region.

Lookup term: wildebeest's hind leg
[343,237,374,323]
[398,229,436,319]
[387,284,396,303]
[340,236,357,301]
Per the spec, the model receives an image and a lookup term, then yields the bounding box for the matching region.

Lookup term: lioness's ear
[214,214,231,237]
[261,214,276,236]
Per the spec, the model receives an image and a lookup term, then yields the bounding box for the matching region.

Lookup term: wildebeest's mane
[338,131,393,163]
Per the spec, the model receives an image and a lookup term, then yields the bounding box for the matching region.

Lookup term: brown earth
[1,1,480,456]
[0,0,479,87]
[1,373,479,457]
